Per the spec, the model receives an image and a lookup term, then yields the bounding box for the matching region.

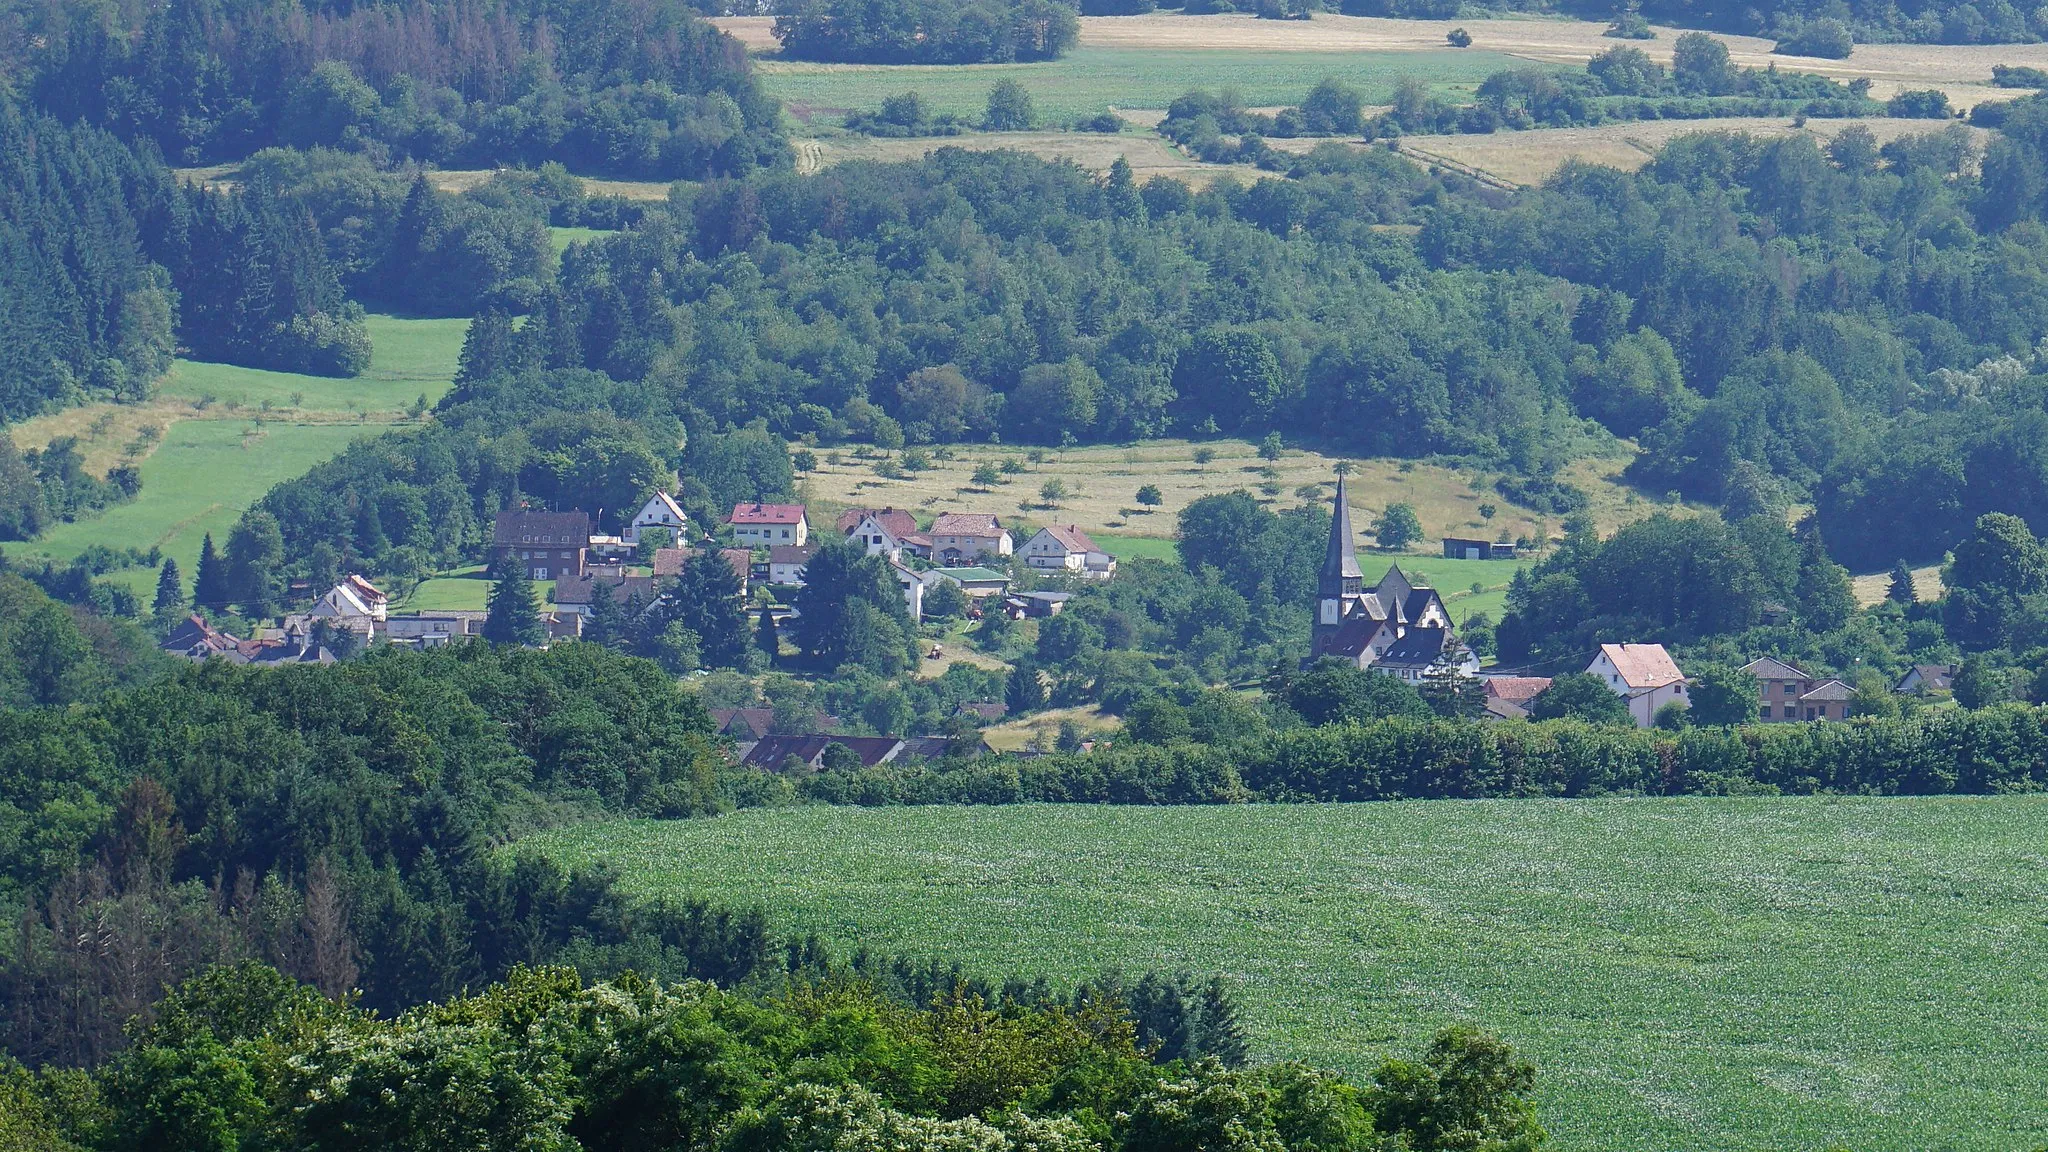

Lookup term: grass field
[528,796,2048,1152]
[754,44,1521,122]
[4,314,467,601]
[394,568,493,612]
[549,225,616,254]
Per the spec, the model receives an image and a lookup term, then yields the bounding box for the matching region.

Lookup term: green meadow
[527,797,2048,1152]
[6,314,466,600]
[760,45,1522,121]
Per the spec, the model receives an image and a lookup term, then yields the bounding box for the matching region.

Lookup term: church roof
[1323,476,1364,582]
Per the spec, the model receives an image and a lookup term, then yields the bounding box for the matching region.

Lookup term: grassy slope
[4,315,466,600]
[759,45,1518,121]
[527,797,2048,1152]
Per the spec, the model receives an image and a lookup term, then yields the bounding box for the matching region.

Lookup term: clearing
[526,796,2048,1152]
[4,314,467,601]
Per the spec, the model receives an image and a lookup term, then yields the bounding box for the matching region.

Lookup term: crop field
[529,796,2048,1152]
[4,314,465,601]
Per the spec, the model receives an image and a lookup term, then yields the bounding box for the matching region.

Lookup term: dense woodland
[773,0,1081,62]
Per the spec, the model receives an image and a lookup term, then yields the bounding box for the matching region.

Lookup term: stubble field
[527,796,2048,1152]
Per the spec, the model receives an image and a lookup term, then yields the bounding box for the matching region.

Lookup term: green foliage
[484,559,545,647]
[1685,662,1759,725]
[791,541,916,674]
[1374,503,1422,551]
[1528,673,1634,724]
[985,79,1038,130]
[773,0,1078,63]
[1367,1024,1544,1152]
[1282,660,1432,726]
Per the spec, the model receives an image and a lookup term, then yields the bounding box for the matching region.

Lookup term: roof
[1484,676,1551,703]
[657,547,752,585]
[957,701,1008,721]
[931,566,1009,583]
[553,573,658,605]
[639,491,687,522]
[1376,627,1456,668]
[1596,643,1684,690]
[729,503,807,525]
[712,708,776,740]
[1900,663,1955,689]
[1323,475,1364,582]
[930,512,1005,538]
[1035,525,1099,553]
[769,544,817,566]
[343,574,385,602]
[1020,590,1072,603]
[742,734,905,770]
[1800,679,1856,702]
[1742,656,1811,680]
[493,509,591,546]
[839,507,918,537]
[1484,696,1531,721]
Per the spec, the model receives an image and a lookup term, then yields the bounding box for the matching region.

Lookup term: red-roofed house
[1588,643,1688,727]
[1021,525,1114,579]
[928,513,1011,565]
[728,503,808,548]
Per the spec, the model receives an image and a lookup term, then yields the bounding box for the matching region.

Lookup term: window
[1761,705,1773,719]
[1805,707,1816,720]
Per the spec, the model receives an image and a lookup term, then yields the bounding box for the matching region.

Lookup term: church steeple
[1319,475,1364,599]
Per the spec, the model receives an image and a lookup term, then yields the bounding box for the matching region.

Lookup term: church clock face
[1320,599,1339,625]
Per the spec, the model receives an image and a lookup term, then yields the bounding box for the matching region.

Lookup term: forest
[772,0,1081,62]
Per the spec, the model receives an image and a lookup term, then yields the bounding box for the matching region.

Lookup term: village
[157,475,1961,761]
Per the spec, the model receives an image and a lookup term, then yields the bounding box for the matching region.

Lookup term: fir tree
[151,558,183,617]
[1887,559,1918,605]
[225,510,286,618]
[192,533,230,610]
[454,307,515,388]
[1006,660,1047,715]
[585,580,627,649]
[483,558,545,646]
[755,605,781,663]
[671,552,750,668]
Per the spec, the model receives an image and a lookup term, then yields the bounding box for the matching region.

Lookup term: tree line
[772,0,1079,63]
[23,0,785,178]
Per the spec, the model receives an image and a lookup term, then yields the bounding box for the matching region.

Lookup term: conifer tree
[192,533,230,611]
[1887,559,1918,605]
[483,558,544,646]
[671,552,750,668]
[152,558,183,619]
[585,580,627,649]
[755,605,781,663]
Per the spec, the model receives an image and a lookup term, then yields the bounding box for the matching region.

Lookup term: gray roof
[1377,627,1455,668]
[1323,475,1364,582]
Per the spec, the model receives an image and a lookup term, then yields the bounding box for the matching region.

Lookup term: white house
[891,561,926,623]
[768,544,817,585]
[848,512,909,561]
[729,503,808,548]
[1588,643,1689,727]
[1021,525,1115,579]
[627,491,689,546]
[305,576,385,640]
[928,513,1011,565]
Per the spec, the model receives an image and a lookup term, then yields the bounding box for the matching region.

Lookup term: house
[928,513,1012,565]
[1442,537,1517,561]
[710,708,839,741]
[1743,657,1858,721]
[383,611,488,647]
[1308,478,1465,674]
[1010,591,1071,618]
[1480,676,1550,718]
[1021,525,1115,579]
[552,572,660,617]
[892,561,926,622]
[652,546,753,594]
[1371,627,1480,683]
[161,615,247,663]
[627,491,689,546]
[768,544,817,586]
[493,509,591,581]
[340,575,387,620]
[847,512,910,560]
[925,566,1011,599]
[1897,663,1957,694]
[1588,643,1688,727]
[729,503,808,548]
[306,578,382,641]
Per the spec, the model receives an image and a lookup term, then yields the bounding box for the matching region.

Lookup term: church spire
[1321,474,1363,595]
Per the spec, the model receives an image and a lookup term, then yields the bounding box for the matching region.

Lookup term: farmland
[3,314,466,601]
[528,796,2048,1152]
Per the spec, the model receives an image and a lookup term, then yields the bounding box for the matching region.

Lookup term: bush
[1774,18,1854,58]
[1887,89,1954,118]
[1446,27,1473,46]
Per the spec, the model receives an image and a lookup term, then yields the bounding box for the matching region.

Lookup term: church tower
[1314,475,1365,651]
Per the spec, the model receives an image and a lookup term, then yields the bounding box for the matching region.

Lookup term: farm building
[1442,537,1517,560]
[1588,643,1688,727]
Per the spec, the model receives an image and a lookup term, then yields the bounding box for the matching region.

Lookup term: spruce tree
[225,510,286,618]
[755,605,781,664]
[152,558,183,619]
[672,552,750,668]
[585,580,627,649]
[192,533,230,611]
[483,558,544,646]
[1887,560,1918,605]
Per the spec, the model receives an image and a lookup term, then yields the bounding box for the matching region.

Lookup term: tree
[1040,479,1067,507]
[973,462,1001,489]
[584,580,627,649]
[1672,31,1736,94]
[1419,653,1485,719]
[1952,654,2013,709]
[1446,26,1472,46]
[1887,560,1918,605]
[791,541,914,673]
[152,559,184,621]
[1686,662,1759,725]
[1528,673,1632,724]
[1374,503,1422,551]
[1006,660,1047,713]
[1793,524,1855,632]
[193,533,230,611]
[1367,1025,1544,1152]
[224,510,286,618]
[923,579,968,620]
[670,554,751,668]
[1135,484,1163,508]
[1258,432,1283,461]
[1284,660,1430,725]
[1009,359,1101,444]
[483,559,544,647]
[984,79,1036,130]
[755,608,782,663]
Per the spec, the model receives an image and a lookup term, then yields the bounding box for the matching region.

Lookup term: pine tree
[672,551,750,668]
[585,580,627,649]
[1887,559,1918,605]
[225,510,286,618]
[152,558,183,618]
[755,605,781,663]
[454,307,515,388]
[192,533,230,610]
[484,558,545,646]
[1006,660,1046,715]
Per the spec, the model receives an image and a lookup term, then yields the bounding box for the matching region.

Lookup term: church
[1307,476,1478,680]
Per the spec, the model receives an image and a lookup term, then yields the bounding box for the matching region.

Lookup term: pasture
[3,314,466,601]
[528,796,2048,1152]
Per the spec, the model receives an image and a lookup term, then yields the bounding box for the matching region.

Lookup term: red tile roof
[729,503,807,525]
[930,512,1005,537]
[837,507,918,537]
[1038,524,1099,553]
[1598,643,1684,690]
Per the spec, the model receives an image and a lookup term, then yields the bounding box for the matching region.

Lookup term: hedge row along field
[525,796,2048,1152]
